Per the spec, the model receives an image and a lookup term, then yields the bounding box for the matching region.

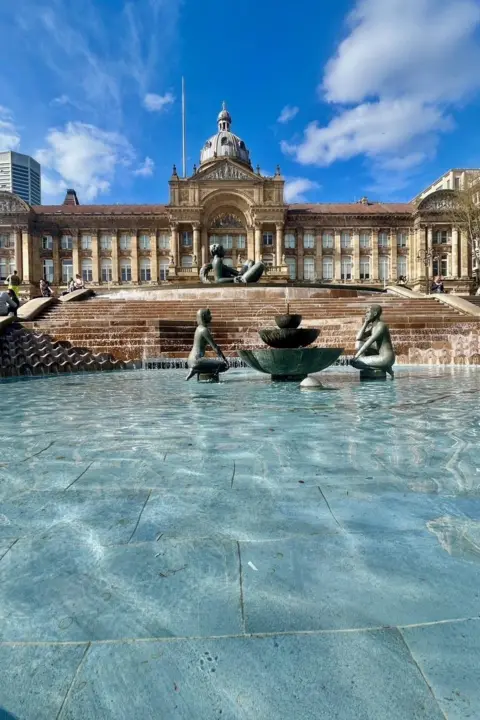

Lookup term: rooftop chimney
[63,188,79,206]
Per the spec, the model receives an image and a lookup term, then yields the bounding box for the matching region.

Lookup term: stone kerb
[432,293,480,318]
[17,297,57,321]
[0,315,14,335]
[59,288,95,303]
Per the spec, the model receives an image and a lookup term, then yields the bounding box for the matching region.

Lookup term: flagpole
[182,76,186,178]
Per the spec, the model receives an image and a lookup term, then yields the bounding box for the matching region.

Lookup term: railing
[176,267,199,276]
[264,265,289,275]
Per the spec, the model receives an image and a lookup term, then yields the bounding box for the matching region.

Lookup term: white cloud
[143,92,175,112]
[285,0,480,187]
[51,94,71,106]
[284,177,321,203]
[277,105,299,124]
[36,122,135,201]
[0,106,21,150]
[133,156,155,177]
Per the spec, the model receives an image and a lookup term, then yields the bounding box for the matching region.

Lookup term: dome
[200,102,252,168]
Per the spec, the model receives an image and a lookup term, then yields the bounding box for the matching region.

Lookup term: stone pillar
[21,229,32,284]
[460,229,469,278]
[297,228,304,280]
[427,226,433,278]
[111,230,119,284]
[371,229,379,281]
[72,231,80,279]
[451,227,459,278]
[131,230,139,283]
[315,231,322,279]
[247,226,255,261]
[254,225,262,262]
[275,224,284,266]
[150,231,158,283]
[52,233,61,285]
[170,225,179,267]
[390,229,397,280]
[334,230,341,281]
[353,230,360,281]
[201,228,208,265]
[193,225,200,266]
[91,232,100,284]
[14,229,23,280]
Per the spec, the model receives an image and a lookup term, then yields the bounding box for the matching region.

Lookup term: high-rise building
[0,151,41,205]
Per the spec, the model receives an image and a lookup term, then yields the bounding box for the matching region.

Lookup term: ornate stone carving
[211,213,244,229]
[264,187,274,202]
[420,196,456,212]
[202,163,252,181]
[0,193,30,214]
[179,188,189,203]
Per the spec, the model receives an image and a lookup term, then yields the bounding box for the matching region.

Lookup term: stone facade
[0,108,475,294]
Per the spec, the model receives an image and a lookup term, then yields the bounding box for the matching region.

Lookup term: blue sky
[1,0,480,205]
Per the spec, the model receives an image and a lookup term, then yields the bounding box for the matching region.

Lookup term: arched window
[397,256,407,278]
[101,258,112,282]
[378,256,389,281]
[304,257,315,281]
[43,259,54,282]
[159,260,169,281]
[140,258,151,282]
[81,259,93,282]
[341,256,352,280]
[360,257,370,280]
[286,257,297,279]
[322,256,333,280]
[120,259,132,282]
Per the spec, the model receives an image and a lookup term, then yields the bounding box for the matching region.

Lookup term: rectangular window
[159,261,169,281]
[81,235,92,250]
[43,258,54,282]
[341,256,352,280]
[286,257,296,279]
[222,235,233,249]
[61,235,73,250]
[397,256,407,279]
[322,257,333,280]
[303,257,315,281]
[441,255,448,276]
[120,234,132,250]
[341,231,351,249]
[82,260,93,282]
[139,234,151,250]
[236,235,246,249]
[100,235,112,251]
[62,260,73,283]
[360,257,370,280]
[158,233,170,249]
[454,176,461,189]
[0,260,7,281]
[120,261,132,282]
[379,257,390,282]
[140,260,151,282]
[42,235,53,250]
[285,233,296,249]
[303,233,315,249]
[180,232,192,248]
[397,232,408,248]
[322,232,333,249]
[359,232,371,248]
[378,232,389,248]
[181,255,193,268]
[434,230,450,244]
[0,233,13,249]
[101,260,113,282]
[263,232,274,246]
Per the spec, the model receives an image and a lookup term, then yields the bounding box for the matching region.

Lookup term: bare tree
[450,172,480,284]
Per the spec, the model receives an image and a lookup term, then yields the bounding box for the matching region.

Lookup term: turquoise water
[1,367,480,719]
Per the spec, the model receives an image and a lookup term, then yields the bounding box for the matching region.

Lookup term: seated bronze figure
[350,304,395,379]
[186,308,229,381]
[200,244,264,284]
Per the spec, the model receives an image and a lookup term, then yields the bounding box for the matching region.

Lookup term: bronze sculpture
[200,243,264,284]
[186,308,229,381]
[350,304,395,379]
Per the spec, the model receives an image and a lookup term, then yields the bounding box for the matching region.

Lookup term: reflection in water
[427,516,480,561]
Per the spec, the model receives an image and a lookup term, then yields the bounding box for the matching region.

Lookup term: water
[1,366,480,719]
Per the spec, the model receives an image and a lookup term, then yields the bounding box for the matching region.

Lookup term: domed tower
[200,102,252,169]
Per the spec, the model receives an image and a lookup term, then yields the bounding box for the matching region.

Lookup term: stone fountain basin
[275,314,302,329]
[238,347,344,381]
[259,327,320,349]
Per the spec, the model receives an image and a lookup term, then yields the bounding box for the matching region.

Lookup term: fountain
[238,304,343,381]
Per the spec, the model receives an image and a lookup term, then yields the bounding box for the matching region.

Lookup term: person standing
[6,270,21,298]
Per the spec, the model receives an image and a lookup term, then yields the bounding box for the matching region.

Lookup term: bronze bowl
[259,327,320,349]
[274,314,302,329]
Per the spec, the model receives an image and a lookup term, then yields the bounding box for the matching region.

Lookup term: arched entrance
[201,191,253,265]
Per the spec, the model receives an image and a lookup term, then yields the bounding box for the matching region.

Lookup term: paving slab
[402,619,480,720]
[0,538,17,562]
[0,460,92,496]
[0,643,87,720]
[58,630,444,720]
[0,537,242,641]
[0,489,150,544]
[240,532,480,634]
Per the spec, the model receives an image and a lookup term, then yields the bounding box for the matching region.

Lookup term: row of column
[425,226,469,278]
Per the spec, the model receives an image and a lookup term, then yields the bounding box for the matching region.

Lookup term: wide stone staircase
[20,293,480,366]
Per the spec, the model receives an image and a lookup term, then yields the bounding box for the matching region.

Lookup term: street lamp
[416,249,439,295]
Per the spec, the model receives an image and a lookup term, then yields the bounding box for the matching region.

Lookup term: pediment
[0,191,30,214]
[417,189,456,213]
[195,160,257,182]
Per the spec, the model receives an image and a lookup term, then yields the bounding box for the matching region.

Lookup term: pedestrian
[0,290,18,317]
[39,278,53,297]
[6,269,21,298]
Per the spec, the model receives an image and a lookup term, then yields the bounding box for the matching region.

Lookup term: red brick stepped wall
[21,295,480,365]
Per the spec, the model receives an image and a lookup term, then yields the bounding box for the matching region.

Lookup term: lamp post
[417,249,438,295]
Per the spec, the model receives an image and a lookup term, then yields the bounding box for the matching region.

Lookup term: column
[296,228,304,280]
[91,232,100,284]
[201,227,208,265]
[408,228,415,282]
[390,229,397,281]
[427,226,433,278]
[170,225,179,267]
[53,234,61,286]
[334,230,341,281]
[150,231,158,283]
[353,230,360,281]
[315,230,323,279]
[451,227,459,278]
[460,229,469,278]
[112,230,119,283]
[72,231,80,279]
[254,225,262,262]
[275,224,284,266]
[193,225,200,266]
[247,227,255,262]
[131,230,139,283]
[371,229,379,281]
[21,229,32,284]
[14,229,23,281]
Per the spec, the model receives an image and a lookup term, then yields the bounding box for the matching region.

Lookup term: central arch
[201,191,254,265]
